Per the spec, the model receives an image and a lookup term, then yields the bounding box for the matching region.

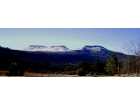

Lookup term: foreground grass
[24,72,78,77]
[0,70,140,77]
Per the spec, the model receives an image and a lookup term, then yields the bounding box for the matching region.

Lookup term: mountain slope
[0,45,128,65]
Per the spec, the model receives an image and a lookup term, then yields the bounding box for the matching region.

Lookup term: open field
[24,72,78,77]
[0,70,79,77]
[0,70,8,76]
[1,69,140,77]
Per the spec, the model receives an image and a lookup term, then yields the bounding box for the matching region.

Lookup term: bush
[77,68,87,76]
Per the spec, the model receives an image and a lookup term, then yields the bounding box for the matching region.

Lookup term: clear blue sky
[0,28,140,53]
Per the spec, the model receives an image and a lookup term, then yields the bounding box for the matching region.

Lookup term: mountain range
[0,45,127,66]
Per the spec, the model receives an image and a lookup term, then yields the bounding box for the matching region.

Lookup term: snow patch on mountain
[24,45,70,52]
[24,45,109,53]
[83,45,107,52]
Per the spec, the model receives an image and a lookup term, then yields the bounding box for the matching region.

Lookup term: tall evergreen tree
[105,54,118,75]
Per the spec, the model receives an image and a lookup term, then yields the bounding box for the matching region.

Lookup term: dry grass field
[24,71,78,77]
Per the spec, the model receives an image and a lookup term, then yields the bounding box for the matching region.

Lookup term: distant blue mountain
[0,45,127,66]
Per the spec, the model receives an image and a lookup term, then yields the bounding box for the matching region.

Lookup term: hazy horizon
[0,28,140,54]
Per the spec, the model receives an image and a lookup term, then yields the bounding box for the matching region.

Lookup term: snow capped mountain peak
[24,45,70,52]
[83,45,107,52]
[24,45,109,53]
[28,45,46,49]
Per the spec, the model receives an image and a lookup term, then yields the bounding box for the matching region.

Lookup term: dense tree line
[0,54,126,76]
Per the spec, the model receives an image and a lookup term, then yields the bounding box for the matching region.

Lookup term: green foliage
[105,54,118,75]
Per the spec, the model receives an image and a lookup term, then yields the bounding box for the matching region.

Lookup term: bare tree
[123,41,140,76]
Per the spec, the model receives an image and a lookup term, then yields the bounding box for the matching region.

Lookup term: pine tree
[105,54,118,75]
